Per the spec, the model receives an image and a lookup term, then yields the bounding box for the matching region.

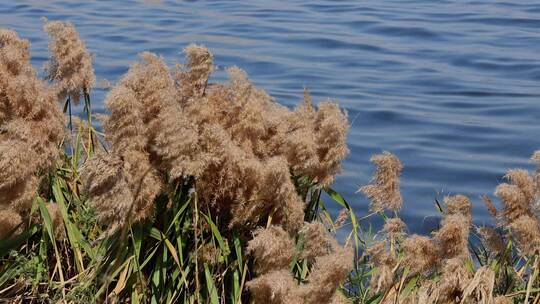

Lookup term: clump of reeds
[359,150,540,304]
[82,43,349,235]
[247,222,353,303]
[0,28,65,238]
[495,165,540,256]
[0,21,353,303]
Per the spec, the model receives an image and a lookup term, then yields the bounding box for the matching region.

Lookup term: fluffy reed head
[402,235,439,275]
[445,194,471,218]
[0,209,23,239]
[434,214,470,259]
[0,29,30,77]
[495,169,536,224]
[430,258,473,303]
[247,270,302,304]
[360,151,403,212]
[175,43,214,101]
[82,44,349,237]
[81,52,175,231]
[82,152,162,232]
[533,150,540,201]
[482,194,498,217]
[460,266,495,304]
[300,244,353,304]
[44,20,95,103]
[300,222,335,260]
[508,215,540,256]
[247,226,295,275]
[382,217,406,240]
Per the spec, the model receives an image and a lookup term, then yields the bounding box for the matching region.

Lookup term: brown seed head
[482,194,498,217]
[509,215,540,256]
[176,44,213,101]
[434,214,470,259]
[247,226,296,275]
[477,227,505,255]
[360,151,403,212]
[402,235,439,275]
[44,20,95,103]
[246,270,301,304]
[382,217,406,240]
[300,222,336,260]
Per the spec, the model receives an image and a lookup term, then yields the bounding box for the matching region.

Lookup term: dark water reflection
[2,0,539,233]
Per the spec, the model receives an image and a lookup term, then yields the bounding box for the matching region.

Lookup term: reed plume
[280,90,349,186]
[360,153,486,303]
[246,270,302,304]
[477,227,505,255]
[175,43,214,102]
[44,20,95,103]
[482,194,498,217]
[382,217,406,241]
[435,195,472,259]
[360,151,403,212]
[402,235,438,276]
[0,209,23,238]
[247,226,295,275]
[300,221,337,260]
[300,243,353,303]
[429,257,473,303]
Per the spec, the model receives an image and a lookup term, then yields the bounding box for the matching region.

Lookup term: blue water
[2,0,539,232]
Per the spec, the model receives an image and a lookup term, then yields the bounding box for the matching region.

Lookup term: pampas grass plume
[360,151,403,212]
[44,20,95,103]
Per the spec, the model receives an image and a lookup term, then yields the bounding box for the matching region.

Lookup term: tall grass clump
[0,22,354,303]
[352,151,540,304]
[1,20,540,304]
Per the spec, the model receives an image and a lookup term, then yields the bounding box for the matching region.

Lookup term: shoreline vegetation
[0,20,538,304]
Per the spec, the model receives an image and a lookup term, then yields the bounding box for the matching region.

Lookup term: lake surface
[2,0,539,232]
